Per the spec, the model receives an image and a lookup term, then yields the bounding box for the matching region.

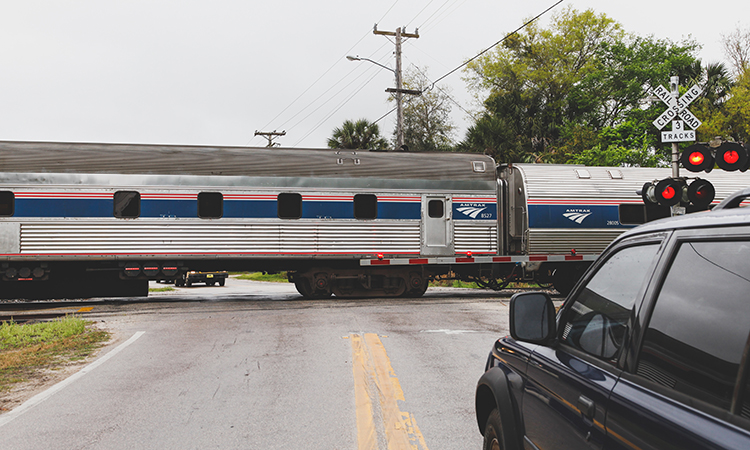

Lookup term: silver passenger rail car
[0,141,497,299]
[366,163,749,295]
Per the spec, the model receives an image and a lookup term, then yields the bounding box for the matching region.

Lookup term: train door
[421,196,453,256]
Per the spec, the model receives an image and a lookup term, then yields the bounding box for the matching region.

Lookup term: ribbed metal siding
[454,224,497,253]
[528,229,625,254]
[19,222,420,255]
[514,164,749,203]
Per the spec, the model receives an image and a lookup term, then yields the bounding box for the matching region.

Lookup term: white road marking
[0,331,145,427]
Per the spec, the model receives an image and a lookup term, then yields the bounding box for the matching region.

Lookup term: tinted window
[354,194,377,220]
[278,193,302,219]
[561,244,660,361]
[114,191,140,218]
[0,191,13,216]
[198,192,223,219]
[428,199,444,218]
[637,240,750,411]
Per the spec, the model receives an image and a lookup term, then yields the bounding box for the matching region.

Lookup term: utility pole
[373,24,419,150]
[254,130,286,147]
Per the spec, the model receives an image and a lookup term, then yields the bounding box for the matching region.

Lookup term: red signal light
[680,144,713,173]
[687,179,715,209]
[715,142,748,171]
[723,150,740,164]
[654,178,685,206]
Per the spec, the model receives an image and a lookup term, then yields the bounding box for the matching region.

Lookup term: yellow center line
[350,333,429,450]
[352,334,378,450]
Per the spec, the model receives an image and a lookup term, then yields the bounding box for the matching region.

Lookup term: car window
[637,240,750,412]
[560,243,660,362]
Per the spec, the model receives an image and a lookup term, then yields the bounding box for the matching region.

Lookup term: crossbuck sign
[652,83,703,142]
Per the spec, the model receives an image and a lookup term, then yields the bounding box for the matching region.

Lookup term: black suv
[476,189,750,450]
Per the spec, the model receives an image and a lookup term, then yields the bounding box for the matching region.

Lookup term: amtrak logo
[563,209,593,224]
[457,205,487,219]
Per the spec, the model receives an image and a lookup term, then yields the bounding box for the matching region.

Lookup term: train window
[0,191,14,216]
[428,199,444,218]
[198,192,223,219]
[354,194,377,220]
[278,193,302,219]
[114,191,140,218]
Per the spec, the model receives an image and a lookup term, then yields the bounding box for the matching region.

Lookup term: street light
[347,54,410,150]
[346,55,395,74]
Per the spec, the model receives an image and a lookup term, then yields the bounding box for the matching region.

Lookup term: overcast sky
[0,0,743,149]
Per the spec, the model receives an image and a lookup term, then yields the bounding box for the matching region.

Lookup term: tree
[461,6,700,166]
[463,7,624,161]
[720,69,750,143]
[393,67,456,152]
[722,25,750,77]
[327,119,389,150]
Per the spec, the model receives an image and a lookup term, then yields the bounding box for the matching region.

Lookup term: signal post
[640,76,750,220]
[647,76,707,216]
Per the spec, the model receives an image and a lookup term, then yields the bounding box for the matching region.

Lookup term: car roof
[619,187,750,240]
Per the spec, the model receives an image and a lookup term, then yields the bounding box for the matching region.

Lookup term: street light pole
[394,27,404,150]
[348,25,419,150]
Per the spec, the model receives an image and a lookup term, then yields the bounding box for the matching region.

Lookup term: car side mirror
[509,292,556,345]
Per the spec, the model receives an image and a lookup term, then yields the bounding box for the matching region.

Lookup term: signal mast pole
[669,76,681,179]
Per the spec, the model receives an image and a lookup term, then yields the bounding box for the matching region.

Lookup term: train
[0,140,746,299]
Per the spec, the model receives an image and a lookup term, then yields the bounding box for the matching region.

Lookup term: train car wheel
[294,277,331,299]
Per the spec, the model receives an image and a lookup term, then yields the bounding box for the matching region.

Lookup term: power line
[429,0,563,87]
[252,0,404,146]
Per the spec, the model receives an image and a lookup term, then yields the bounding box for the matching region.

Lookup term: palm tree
[327,119,390,150]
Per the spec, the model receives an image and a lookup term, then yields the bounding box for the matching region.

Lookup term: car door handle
[578,395,595,419]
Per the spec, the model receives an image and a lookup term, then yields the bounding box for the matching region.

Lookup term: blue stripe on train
[12,199,425,220]
[14,199,112,217]
[528,204,631,228]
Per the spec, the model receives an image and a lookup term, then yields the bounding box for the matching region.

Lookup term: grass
[234,272,289,283]
[0,316,110,393]
[149,286,175,292]
[230,272,547,290]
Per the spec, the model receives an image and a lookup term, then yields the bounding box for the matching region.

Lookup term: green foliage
[235,272,289,282]
[149,286,175,292]
[461,6,701,166]
[1,317,109,393]
[328,119,389,150]
[395,67,456,152]
[721,69,750,143]
[0,317,88,350]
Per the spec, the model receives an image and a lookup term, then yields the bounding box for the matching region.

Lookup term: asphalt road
[0,278,516,450]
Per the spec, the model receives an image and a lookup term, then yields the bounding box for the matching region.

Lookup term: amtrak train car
[367,162,748,295]
[0,140,746,299]
[0,141,498,299]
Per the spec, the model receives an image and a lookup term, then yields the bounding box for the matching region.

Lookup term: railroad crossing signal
[681,142,750,173]
[652,83,703,143]
[641,178,715,210]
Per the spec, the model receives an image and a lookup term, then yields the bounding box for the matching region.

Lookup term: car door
[522,238,663,450]
[605,232,750,450]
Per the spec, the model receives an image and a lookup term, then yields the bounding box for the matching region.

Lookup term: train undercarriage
[0,258,590,300]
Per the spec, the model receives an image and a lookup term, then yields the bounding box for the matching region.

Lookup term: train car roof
[0,140,496,183]
[506,163,750,204]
